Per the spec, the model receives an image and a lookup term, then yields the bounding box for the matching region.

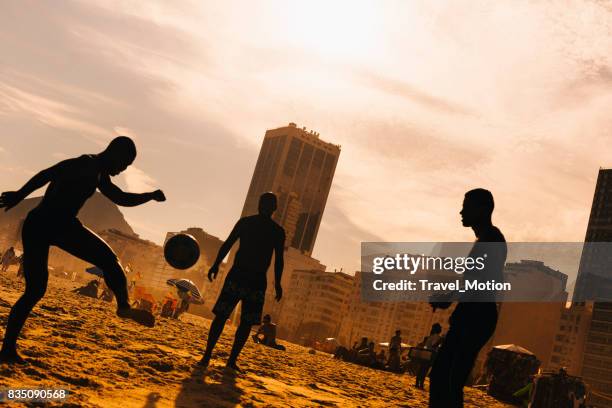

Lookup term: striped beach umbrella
[166,278,203,303]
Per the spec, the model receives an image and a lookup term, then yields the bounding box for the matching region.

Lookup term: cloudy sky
[1,0,611,273]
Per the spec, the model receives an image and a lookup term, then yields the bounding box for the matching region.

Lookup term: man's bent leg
[1,223,49,362]
[54,221,130,310]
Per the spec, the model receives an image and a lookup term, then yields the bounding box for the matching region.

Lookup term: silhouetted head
[431,323,442,335]
[395,330,401,336]
[460,188,494,227]
[101,136,137,176]
[263,314,271,323]
[258,192,278,217]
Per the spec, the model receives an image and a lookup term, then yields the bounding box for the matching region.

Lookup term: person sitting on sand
[357,341,377,367]
[0,137,165,364]
[334,345,349,360]
[252,314,286,351]
[252,314,275,345]
[72,279,100,299]
[160,296,177,318]
[1,246,15,272]
[200,192,285,372]
[349,337,369,362]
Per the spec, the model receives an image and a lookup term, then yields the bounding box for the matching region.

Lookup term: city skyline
[1,1,612,274]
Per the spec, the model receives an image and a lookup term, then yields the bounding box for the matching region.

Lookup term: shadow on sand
[174,365,244,408]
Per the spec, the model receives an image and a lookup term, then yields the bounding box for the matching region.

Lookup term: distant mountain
[0,192,135,235]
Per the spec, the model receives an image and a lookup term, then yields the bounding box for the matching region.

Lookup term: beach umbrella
[166,278,203,303]
[85,266,104,278]
[493,344,535,356]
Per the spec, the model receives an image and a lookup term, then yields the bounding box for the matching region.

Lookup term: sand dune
[0,273,513,407]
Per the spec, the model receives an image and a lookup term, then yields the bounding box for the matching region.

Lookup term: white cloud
[121,166,157,192]
[0,82,109,144]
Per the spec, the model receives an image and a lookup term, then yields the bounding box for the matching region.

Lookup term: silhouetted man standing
[429,188,507,407]
[0,136,165,364]
[200,192,285,372]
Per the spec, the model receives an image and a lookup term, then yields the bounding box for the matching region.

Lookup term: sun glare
[281,1,384,62]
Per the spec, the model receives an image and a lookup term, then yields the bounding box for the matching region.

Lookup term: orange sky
[1,0,612,273]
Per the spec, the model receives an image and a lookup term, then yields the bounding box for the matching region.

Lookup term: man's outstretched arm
[98,174,165,207]
[274,232,285,301]
[207,220,242,281]
[0,159,75,211]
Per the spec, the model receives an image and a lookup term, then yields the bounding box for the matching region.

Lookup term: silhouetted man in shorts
[200,192,285,372]
[429,188,507,407]
[0,136,165,364]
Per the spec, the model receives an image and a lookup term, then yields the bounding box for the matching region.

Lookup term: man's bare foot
[225,362,244,373]
[0,349,27,365]
[117,307,155,327]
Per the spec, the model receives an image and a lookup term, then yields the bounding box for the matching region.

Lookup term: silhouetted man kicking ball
[429,188,507,407]
[0,136,165,364]
[200,192,285,372]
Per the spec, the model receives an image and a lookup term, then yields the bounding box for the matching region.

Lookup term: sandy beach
[0,272,513,407]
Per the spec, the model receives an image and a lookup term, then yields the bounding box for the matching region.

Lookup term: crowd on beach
[333,324,444,390]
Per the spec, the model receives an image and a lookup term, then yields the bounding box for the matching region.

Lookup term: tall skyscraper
[574,169,612,406]
[241,123,340,255]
